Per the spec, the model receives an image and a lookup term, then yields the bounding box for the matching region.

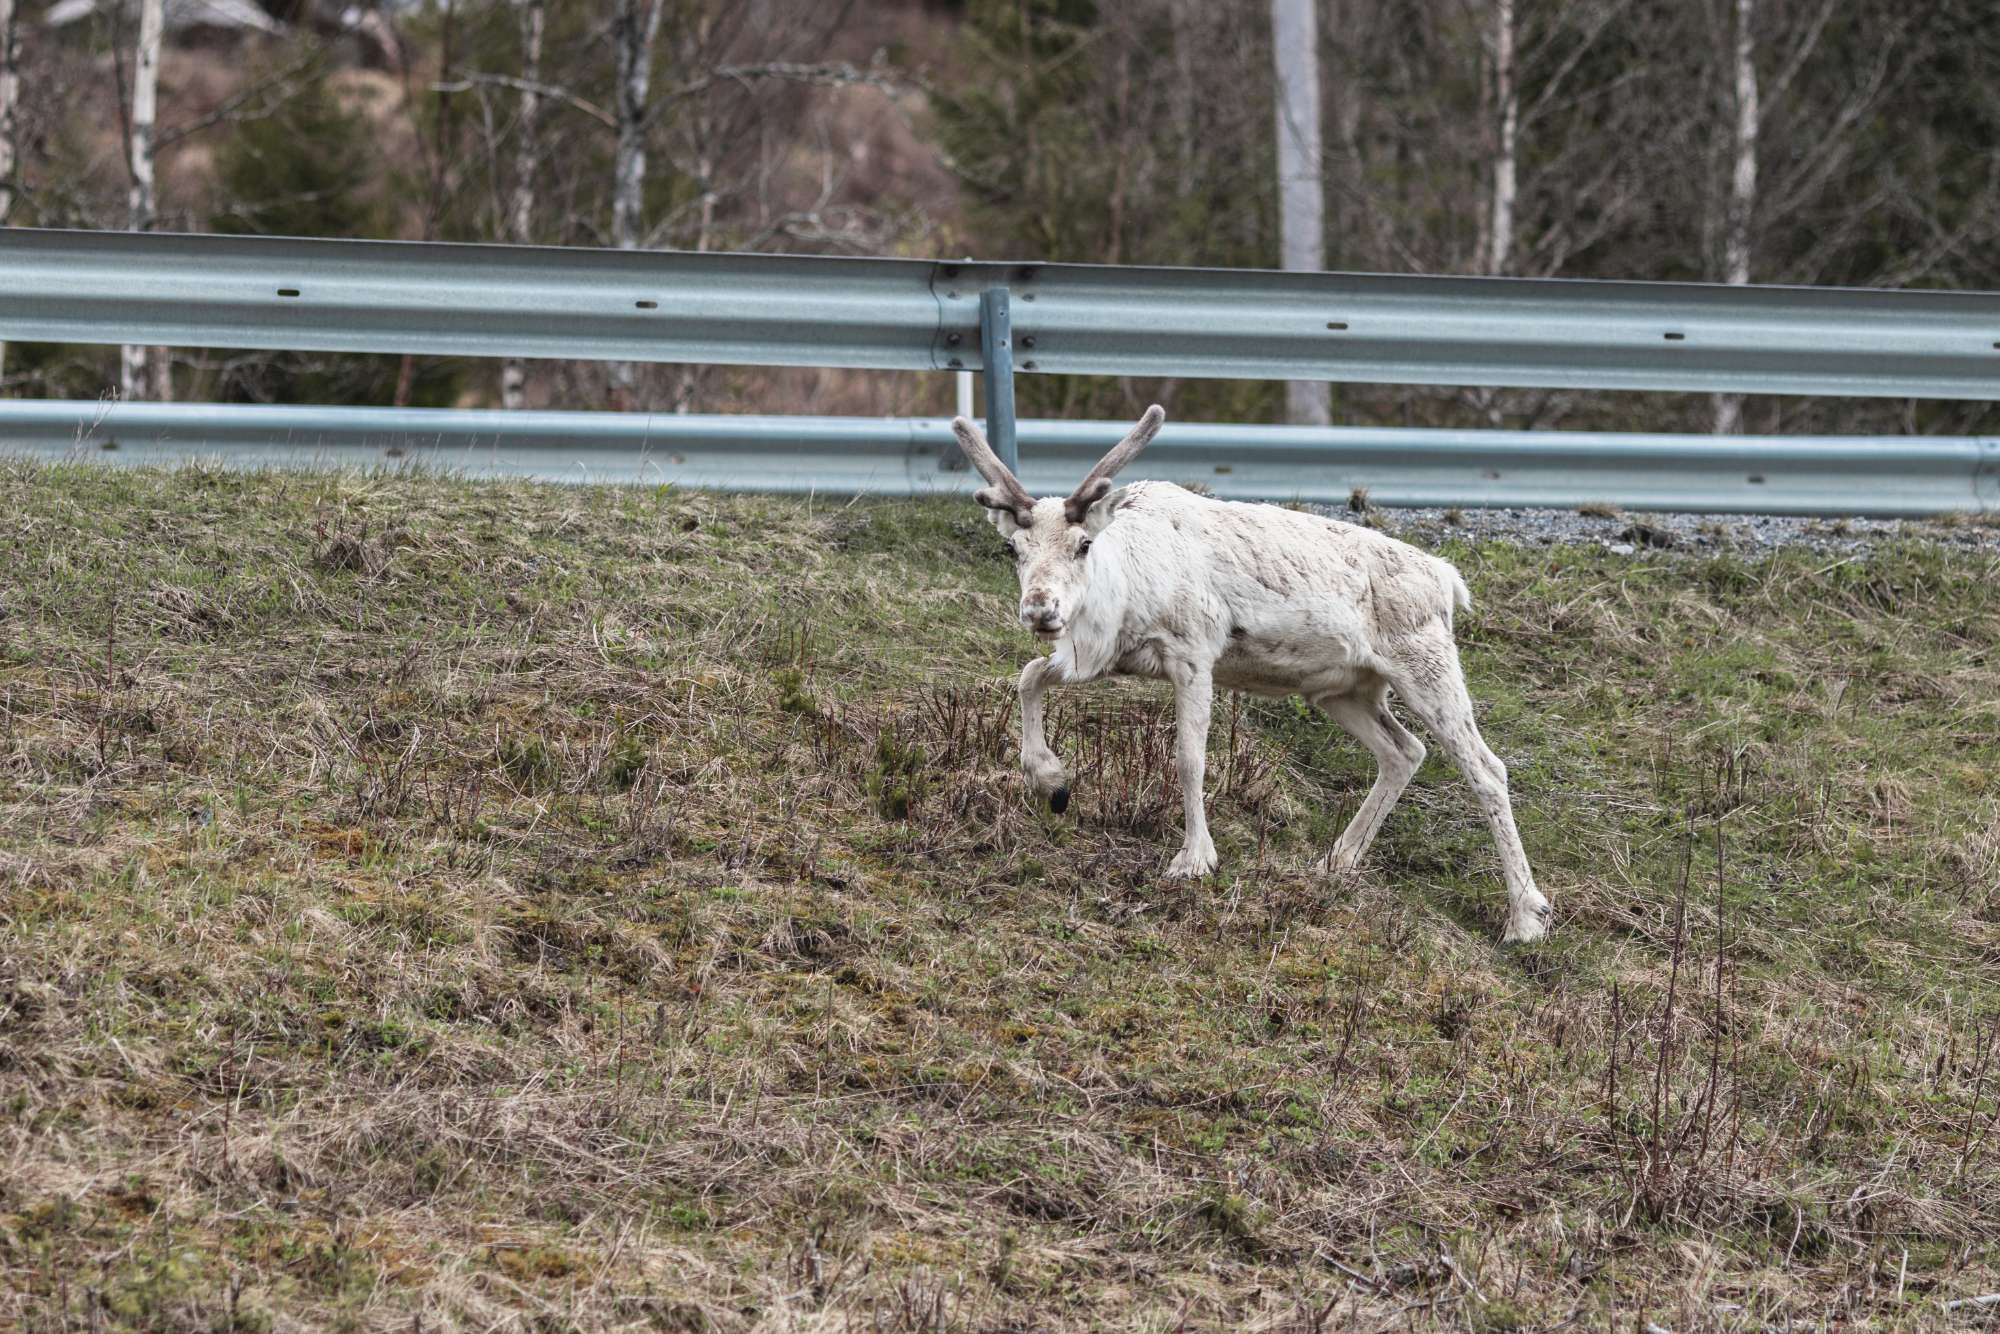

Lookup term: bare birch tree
[1484,0,1517,277]
[121,0,170,402]
[1714,0,1757,434]
[0,0,16,226]
[609,0,664,408]
[501,0,545,410]
[1270,0,1329,426]
[0,0,18,388]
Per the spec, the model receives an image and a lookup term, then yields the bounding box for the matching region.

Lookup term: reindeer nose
[1021,597,1063,633]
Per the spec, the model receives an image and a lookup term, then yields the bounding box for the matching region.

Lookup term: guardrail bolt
[947,358,964,369]
[1020,336,1036,349]
[946,332,962,347]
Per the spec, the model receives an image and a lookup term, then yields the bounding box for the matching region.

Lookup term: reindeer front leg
[1164,665,1218,878]
[1018,656,1072,812]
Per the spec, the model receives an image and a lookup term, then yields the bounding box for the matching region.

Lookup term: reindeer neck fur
[1046,482,1201,682]
[1048,528,1131,680]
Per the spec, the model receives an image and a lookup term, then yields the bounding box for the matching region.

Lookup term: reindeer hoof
[1164,843,1219,879]
[1315,847,1362,877]
[1503,897,1553,945]
[1049,786,1070,814]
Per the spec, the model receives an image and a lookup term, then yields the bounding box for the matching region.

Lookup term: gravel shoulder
[1330,503,2000,558]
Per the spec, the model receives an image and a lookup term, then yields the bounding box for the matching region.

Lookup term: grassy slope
[1,462,1996,1331]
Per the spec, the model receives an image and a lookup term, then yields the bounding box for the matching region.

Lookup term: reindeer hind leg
[1383,627,1551,943]
[1312,680,1425,875]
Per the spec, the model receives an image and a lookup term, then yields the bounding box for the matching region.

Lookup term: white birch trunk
[609,0,663,407]
[1485,0,1517,277]
[1270,0,1330,426]
[0,0,19,388]
[501,0,544,410]
[122,0,168,402]
[1715,0,1758,434]
[0,0,17,228]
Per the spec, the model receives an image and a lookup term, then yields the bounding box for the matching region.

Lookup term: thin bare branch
[433,73,614,131]
[157,47,324,150]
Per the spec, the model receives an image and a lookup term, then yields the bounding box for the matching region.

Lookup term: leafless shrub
[1602,820,1742,1227]
[866,1274,953,1333]
[789,1228,867,1311]
[1952,1015,2000,1183]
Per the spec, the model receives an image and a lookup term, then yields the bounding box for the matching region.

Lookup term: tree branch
[1761,0,1840,120]
[157,48,324,150]
[659,58,915,118]
[432,74,615,130]
[1519,0,1631,131]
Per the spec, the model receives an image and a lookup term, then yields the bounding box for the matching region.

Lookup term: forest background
[1,0,1996,437]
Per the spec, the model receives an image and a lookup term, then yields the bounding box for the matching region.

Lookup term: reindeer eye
[1077,537,1093,556]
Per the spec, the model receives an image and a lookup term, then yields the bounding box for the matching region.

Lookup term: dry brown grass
[1,462,1996,1330]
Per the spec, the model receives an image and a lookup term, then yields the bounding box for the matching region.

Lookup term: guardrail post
[979,286,1018,472]
[1977,438,2000,510]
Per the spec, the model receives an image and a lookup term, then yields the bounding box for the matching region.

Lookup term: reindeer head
[952,406,1166,639]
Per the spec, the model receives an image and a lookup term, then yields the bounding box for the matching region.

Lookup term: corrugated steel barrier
[1,227,1997,513]
[4,400,1994,516]
[3,227,1999,398]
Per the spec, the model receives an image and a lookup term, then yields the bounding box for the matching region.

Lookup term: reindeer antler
[1064,405,1165,523]
[952,416,1036,520]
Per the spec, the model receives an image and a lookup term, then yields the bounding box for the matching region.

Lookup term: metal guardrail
[4,227,2000,399]
[5,400,1995,516]
[1,227,1997,515]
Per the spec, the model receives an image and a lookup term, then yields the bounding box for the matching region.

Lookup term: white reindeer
[954,406,1552,943]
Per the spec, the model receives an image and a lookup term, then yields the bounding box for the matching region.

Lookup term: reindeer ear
[1063,477,1114,525]
[975,487,1025,535]
[1078,483,1129,535]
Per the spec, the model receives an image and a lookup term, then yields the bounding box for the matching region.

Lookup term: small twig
[157,47,324,149]
[1437,1250,1484,1304]
[433,74,616,129]
[1411,1089,1470,1162]
[1373,1290,1465,1329]
[1314,1250,1390,1295]
[665,58,914,109]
